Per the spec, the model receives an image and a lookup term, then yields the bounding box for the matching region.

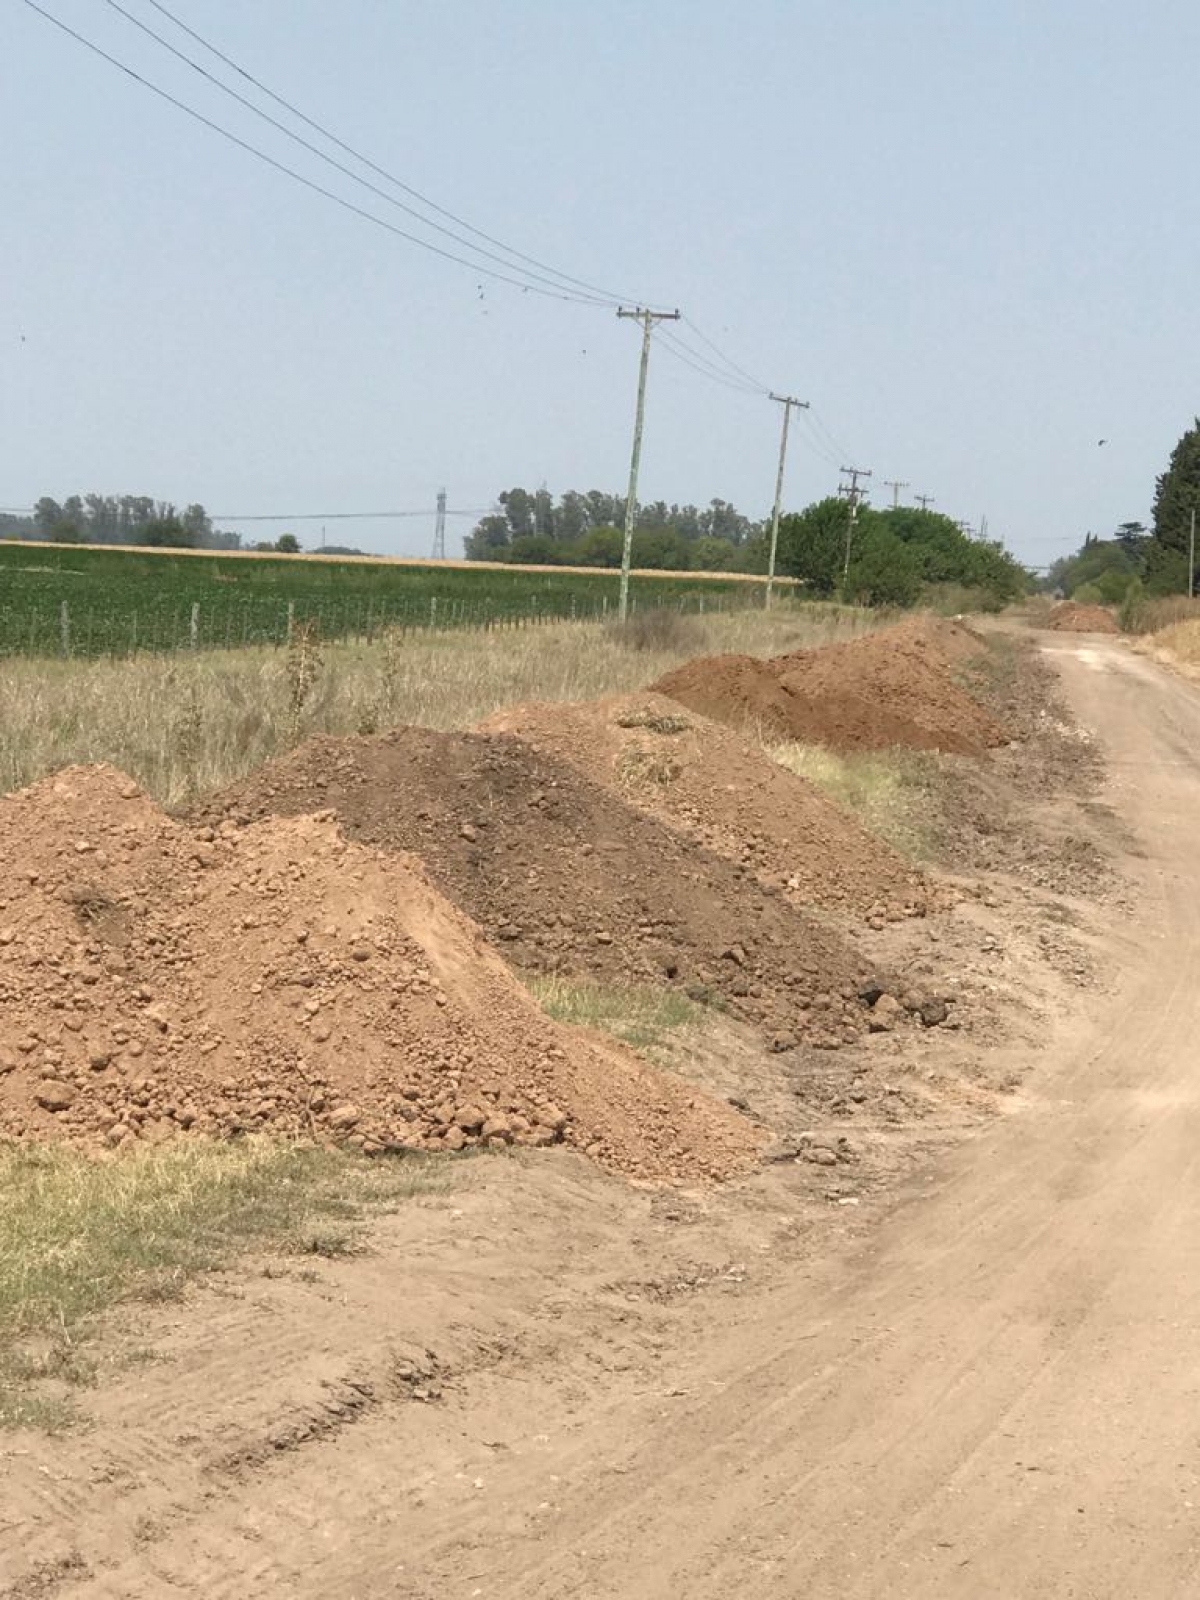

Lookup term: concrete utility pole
[431,488,447,560]
[766,392,810,608]
[616,306,680,620]
[915,493,935,511]
[883,478,909,510]
[838,466,872,584]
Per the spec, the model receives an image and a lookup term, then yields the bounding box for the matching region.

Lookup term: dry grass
[0,601,881,807]
[1149,617,1200,667]
[528,977,704,1056]
[771,742,941,859]
[0,1138,452,1429]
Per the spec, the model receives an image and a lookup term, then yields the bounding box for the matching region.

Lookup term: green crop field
[0,542,772,659]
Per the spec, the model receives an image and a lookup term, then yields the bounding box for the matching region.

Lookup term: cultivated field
[0,540,783,659]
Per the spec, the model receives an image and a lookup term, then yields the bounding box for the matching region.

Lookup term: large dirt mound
[1045,600,1120,635]
[206,729,881,1048]
[0,766,759,1181]
[478,692,937,922]
[651,615,1009,755]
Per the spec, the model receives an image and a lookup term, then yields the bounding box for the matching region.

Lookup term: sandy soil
[2,633,1192,1598]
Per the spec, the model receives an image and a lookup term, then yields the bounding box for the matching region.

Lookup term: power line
[99,0,615,307]
[679,316,769,392]
[136,0,638,308]
[213,508,488,522]
[656,330,765,396]
[19,0,605,304]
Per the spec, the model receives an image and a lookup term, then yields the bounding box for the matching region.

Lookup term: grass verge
[528,976,704,1057]
[0,1138,451,1430]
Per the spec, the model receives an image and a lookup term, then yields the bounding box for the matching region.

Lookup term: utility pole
[915,493,935,510]
[431,488,447,560]
[838,466,872,584]
[956,519,974,539]
[883,478,909,510]
[616,306,680,620]
[1190,507,1196,600]
[766,392,810,607]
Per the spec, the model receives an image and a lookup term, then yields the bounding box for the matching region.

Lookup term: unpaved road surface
[6,635,1200,1598]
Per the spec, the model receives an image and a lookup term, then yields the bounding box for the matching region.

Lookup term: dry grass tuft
[0,602,882,807]
[1149,617,1200,667]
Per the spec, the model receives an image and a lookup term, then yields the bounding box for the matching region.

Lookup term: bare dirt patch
[0,765,758,1182]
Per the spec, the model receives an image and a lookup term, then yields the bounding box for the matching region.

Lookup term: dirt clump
[651,615,1010,756]
[1044,600,1121,635]
[0,765,761,1181]
[206,728,882,1048]
[478,692,938,922]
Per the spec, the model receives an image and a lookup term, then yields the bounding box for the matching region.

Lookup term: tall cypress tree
[1147,419,1200,591]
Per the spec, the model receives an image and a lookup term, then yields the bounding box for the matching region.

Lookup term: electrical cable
[20,0,607,304]
[99,0,615,306]
[136,0,639,307]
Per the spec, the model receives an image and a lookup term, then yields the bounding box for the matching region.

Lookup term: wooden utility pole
[616,306,680,620]
[766,392,810,607]
[883,478,909,510]
[915,493,935,510]
[838,466,872,584]
[1190,507,1196,599]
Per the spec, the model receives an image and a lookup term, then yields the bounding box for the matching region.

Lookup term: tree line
[3,494,299,554]
[464,487,766,571]
[1049,419,1200,604]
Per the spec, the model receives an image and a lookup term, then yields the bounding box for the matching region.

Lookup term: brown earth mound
[0,766,759,1182]
[651,615,1009,756]
[1045,601,1120,635]
[205,729,883,1049]
[478,692,938,922]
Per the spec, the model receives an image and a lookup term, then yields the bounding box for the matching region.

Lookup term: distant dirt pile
[1045,601,1121,635]
[207,728,882,1048]
[479,692,938,923]
[650,615,1010,755]
[0,766,760,1181]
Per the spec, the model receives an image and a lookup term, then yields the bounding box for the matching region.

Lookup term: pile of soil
[478,692,938,922]
[206,728,883,1048]
[1044,601,1120,635]
[0,766,760,1182]
[651,616,1010,756]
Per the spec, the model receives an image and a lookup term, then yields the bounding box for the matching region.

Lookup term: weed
[285,618,323,740]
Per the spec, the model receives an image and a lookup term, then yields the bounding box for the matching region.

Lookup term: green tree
[33,497,62,535]
[776,497,851,595]
[1147,419,1200,592]
[275,533,300,553]
[844,521,922,606]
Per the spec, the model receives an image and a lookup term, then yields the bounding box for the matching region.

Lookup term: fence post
[190,602,200,650]
[286,600,295,643]
[430,596,438,629]
[60,600,71,658]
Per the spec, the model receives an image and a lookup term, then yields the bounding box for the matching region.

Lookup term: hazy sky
[5,0,1197,564]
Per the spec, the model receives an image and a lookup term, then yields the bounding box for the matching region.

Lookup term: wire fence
[0,584,757,661]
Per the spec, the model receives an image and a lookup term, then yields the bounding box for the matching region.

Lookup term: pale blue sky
[4,0,1197,563]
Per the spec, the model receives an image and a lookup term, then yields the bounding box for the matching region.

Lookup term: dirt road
[6,635,1200,1598]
